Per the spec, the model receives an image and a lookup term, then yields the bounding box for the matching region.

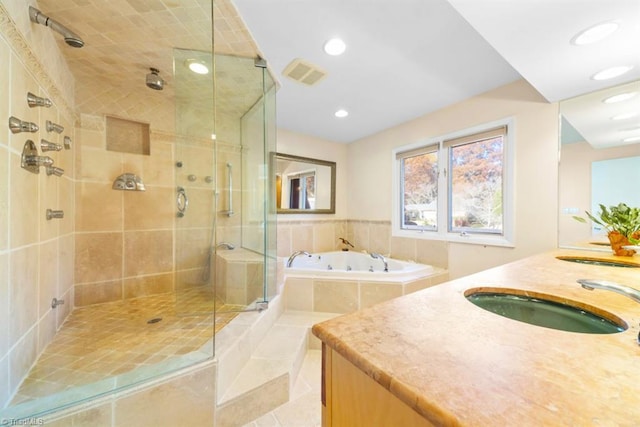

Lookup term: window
[393,119,514,247]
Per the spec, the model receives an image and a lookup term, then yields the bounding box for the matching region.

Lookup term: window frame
[392,118,515,247]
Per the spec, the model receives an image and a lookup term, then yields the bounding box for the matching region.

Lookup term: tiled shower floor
[11,287,243,405]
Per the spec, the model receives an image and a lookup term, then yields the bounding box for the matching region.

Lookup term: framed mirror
[558,80,640,250]
[273,152,336,214]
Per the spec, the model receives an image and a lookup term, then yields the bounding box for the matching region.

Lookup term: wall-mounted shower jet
[146,68,164,90]
[27,92,52,108]
[29,6,84,48]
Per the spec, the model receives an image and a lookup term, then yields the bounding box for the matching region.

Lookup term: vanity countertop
[312,249,640,425]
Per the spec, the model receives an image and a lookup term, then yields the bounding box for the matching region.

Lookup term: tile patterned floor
[11,287,243,405]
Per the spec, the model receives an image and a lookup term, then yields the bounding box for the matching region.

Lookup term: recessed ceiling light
[622,136,640,143]
[334,109,349,118]
[571,21,619,45]
[324,38,346,56]
[603,92,637,103]
[611,112,639,121]
[186,59,209,75]
[592,66,633,81]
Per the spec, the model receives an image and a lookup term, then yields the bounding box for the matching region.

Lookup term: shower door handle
[220,163,234,217]
[176,186,188,217]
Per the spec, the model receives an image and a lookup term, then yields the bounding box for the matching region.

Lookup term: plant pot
[607,231,637,256]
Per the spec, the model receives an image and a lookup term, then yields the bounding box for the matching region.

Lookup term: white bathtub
[284,250,433,282]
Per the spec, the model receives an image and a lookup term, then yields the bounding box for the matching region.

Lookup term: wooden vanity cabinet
[321,344,434,427]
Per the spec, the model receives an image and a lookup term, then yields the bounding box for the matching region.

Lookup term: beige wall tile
[58,177,74,235]
[390,236,417,261]
[38,310,57,355]
[143,140,174,187]
[0,353,9,409]
[0,253,8,358]
[39,167,60,241]
[124,273,174,299]
[284,277,313,311]
[0,38,8,142]
[55,118,75,178]
[313,222,336,252]
[314,280,358,313]
[175,228,210,270]
[76,182,123,232]
[58,234,74,296]
[175,268,206,290]
[124,230,173,276]
[9,52,39,152]
[360,282,402,309]
[276,223,291,257]
[44,403,113,427]
[74,280,123,306]
[416,239,448,269]
[9,152,40,248]
[124,186,174,230]
[291,223,313,252]
[79,146,122,182]
[39,239,59,317]
[78,127,105,149]
[9,328,38,395]
[172,187,214,229]
[369,223,391,255]
[9,246,39,347]
[246,262,264,304]
[350,221,370,252]
[0,147,8,250]
[75,233,123,283]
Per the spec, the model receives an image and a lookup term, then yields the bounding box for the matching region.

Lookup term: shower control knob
[176,161,183,167]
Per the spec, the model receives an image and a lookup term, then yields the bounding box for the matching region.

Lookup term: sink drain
[147,317,162,324]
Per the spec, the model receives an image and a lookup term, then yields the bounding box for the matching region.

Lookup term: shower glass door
[173,50,277,349]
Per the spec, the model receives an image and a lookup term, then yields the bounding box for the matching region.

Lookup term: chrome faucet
[578,279,640,304]
[287,251,311,267]
[370,253,388,272]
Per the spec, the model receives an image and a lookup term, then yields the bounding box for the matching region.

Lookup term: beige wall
[0,3,76,408]
[347,80,559,278]
[559,140,640,247]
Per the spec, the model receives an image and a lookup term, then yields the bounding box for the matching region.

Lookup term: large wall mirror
[274,153,336,214]
[559,80,640,250]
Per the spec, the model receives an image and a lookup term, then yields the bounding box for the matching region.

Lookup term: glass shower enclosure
[173,50,277,331]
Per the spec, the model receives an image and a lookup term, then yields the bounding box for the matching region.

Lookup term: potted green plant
[574,202,640,256]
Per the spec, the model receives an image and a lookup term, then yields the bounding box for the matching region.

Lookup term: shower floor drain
[147,317,162,324]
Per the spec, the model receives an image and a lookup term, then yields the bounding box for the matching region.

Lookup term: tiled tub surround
[277,219,449,270]
[283,252,448,313]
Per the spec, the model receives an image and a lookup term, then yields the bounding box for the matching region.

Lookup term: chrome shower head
[146,68,164,91]
[29,6,84,48]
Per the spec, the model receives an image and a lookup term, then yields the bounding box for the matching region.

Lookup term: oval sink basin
[465,288,627,334]
[556,256,639,268]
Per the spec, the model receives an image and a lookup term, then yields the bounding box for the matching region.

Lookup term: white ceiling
[233,0,640,143]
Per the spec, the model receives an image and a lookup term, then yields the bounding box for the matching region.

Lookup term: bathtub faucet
[287,251,312,268]
[578,279,640,304]
[370,253,388,272]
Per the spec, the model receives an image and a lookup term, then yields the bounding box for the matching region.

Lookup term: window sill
[393,229,515,248]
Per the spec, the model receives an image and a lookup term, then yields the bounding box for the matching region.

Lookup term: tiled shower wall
[0,4,76,408]
[73,115,178,306]
[277,219,448,269]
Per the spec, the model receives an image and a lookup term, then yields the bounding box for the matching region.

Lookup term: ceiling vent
[282,58,327,86]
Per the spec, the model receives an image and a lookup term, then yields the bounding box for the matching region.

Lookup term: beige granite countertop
[312,249,640,426]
